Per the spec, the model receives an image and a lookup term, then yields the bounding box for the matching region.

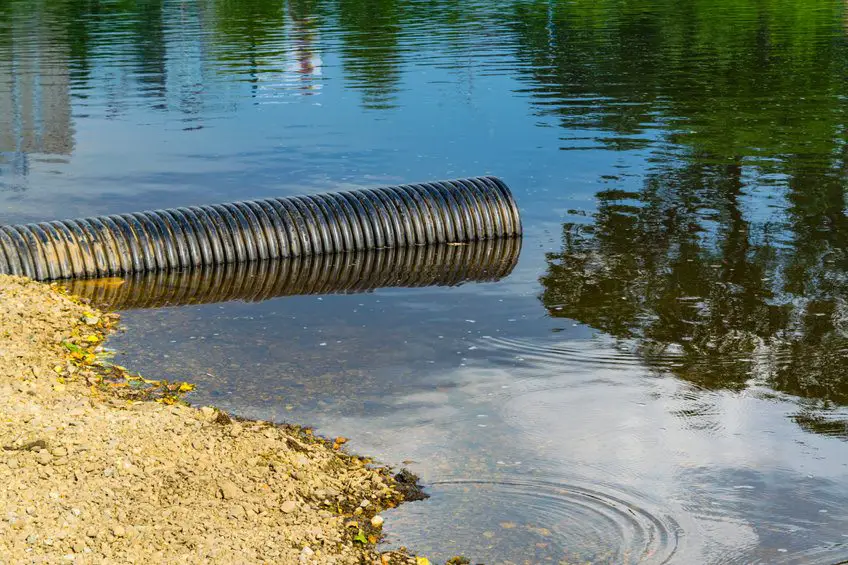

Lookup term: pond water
[3,0,848,562]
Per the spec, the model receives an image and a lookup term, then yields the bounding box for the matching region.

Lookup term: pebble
[359,499,370,509]
[370,515,384,528]
[112,525,125,537]
[36,450,53,465]
[26,534,38,544]
[230,423,244,437]
[281,500,297,514]
[7,458,19,469]
[82,315,100,326]
[218,480,241,500]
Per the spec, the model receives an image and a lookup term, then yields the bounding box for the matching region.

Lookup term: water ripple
[388,476,681,564]
[480,335,646,370]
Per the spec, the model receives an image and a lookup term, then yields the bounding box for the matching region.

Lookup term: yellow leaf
[178,382,196,393]
[85,335,100,343]
[416,558,431,565]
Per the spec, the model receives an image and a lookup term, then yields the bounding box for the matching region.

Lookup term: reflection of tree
[336,0,402,109]
[540,151,848,408]
[132,0,167,102]
[208,0,286,95]
[210,0,286,54]
[519,0,848,437]
[509,0,848,155]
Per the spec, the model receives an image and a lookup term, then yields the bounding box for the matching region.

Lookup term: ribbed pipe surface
[0,176,521,281]
[60,238,521,310]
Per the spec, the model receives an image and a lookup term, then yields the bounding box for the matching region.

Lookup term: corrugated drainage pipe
[61,238,521,311]
[0,176,521,281]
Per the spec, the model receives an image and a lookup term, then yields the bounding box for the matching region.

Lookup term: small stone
[103,467,115,478]
[6,458,17,469]
[353,507,363,516]
[345,520,358,529]
[301,547,314,557]
[218,480,241,500]
[281,500,297,514]
[82,315,100,326]
[36,450,52,465]
[359,499,370,509]
[112,525,125,537]
[51,446,68,458]
[371,515,384,528]
[200,406,215,420]
[230,423,244,437]
[85,527,97,538]
[72,540,85,553]
[26,534,38,544]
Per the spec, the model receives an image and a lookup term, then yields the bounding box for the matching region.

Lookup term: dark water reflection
[4,0,848,562]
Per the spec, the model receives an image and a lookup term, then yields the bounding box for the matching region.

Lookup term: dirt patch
[0,274,428,564]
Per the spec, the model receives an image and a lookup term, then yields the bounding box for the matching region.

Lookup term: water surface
[3,0,848,562]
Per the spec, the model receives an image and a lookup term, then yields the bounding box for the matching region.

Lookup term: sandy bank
[0,274,425,564]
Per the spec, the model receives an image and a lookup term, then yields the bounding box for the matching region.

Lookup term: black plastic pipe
[0,177,521,281]
[60,238,521,310]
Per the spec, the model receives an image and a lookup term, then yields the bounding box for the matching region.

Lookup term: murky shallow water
[4,0,848,562]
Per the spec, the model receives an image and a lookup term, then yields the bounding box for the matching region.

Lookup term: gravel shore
[0,274,422,564]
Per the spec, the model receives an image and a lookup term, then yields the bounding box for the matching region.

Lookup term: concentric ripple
[385,477,681,564]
